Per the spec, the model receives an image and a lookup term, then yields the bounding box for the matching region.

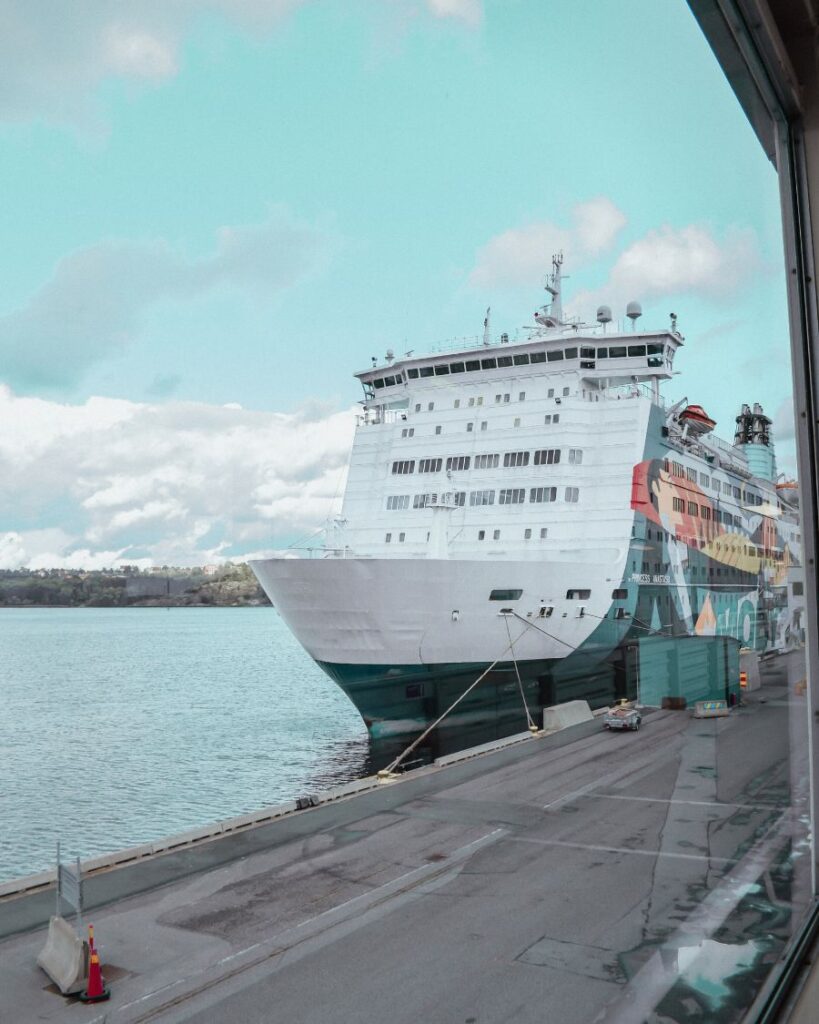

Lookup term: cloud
[569,224,761,316]
[424,0,483,26]
[0,207,326,392]
[0,1,309,124]
[0,384,355,568]
[469,197,626,289]
[0,1,480,124]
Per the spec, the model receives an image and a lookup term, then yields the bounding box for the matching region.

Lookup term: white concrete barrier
[542,700,594,732]
[694,699,730,718]
[37,916,88,994]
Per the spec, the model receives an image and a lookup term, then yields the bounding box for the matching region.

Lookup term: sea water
[0,607,369,883]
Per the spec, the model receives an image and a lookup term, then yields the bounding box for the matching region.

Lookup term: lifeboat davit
[680,404,716,436]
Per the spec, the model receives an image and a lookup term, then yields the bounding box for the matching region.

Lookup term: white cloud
[469,197,626,289]
[0,1,309,124]
[569,224,761,316]
[0,1,480,124]
[0,207,326,391]
[0,384,355,568]
[424,0,482,26]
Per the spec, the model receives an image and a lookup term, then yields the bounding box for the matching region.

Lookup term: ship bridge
[356,258,683,414]
[356,327,682,420]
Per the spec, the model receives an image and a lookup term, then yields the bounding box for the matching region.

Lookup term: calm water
[0,608,370,883]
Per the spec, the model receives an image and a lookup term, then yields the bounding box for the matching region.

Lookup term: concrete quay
[0,653,808,1024]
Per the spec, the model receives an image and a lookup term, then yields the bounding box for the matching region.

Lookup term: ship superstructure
[252,257,801,739]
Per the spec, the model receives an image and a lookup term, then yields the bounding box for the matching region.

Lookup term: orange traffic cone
[79,926,110,1003]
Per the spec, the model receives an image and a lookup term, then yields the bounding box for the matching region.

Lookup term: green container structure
[636,635,741,708]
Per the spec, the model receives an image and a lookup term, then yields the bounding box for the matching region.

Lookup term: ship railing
[356,407,409,427]
[287,545,356,559]
[604,381,667,408]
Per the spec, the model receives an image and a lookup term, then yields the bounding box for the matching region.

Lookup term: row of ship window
[414,389,570,413]
[370,345,667,389]
[391,449,581,475]
[401,412,562,437]
[664,460,764,505]
[647,524,782,557]
[386,486,580,509]
[670,497,742,525]
[385,528,551,543]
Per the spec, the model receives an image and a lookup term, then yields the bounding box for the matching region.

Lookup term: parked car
[604,705,642,731]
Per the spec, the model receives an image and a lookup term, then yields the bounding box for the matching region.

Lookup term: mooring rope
[504,613,536,731]
[381,619,537,777]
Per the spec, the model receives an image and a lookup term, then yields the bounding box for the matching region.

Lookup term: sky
[0,0,798,569]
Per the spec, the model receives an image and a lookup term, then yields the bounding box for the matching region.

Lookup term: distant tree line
[0,564,271,607]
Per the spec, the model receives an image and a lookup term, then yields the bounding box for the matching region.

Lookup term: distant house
[202,565,220,576]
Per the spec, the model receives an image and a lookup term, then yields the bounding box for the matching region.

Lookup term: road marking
[580,793,784,812]
[510,835,737,866]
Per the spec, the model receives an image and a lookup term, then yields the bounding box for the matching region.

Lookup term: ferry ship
[252,256,801,739]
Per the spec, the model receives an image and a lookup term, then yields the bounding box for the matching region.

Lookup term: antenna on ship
[534,253,568,330]
[545,252,564,323]
[482,307,491,346]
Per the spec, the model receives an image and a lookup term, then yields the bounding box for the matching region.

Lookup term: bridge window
[530,351,546,363]
[434,364,450,375]
[609,346,626,358]
[565,347,578,359]
[513,354,530,365]
[481,357,497,369]
[596,347,608,358]
[419,366,434,378]
[647,343,664,354]
[373,378,385,388]
[489,589,523,601]
[407,368,419,379]
[465,360,481,371]
[628,344,647,356]
[497,355,513,367]
[450,361,465,373]
[547,349,564,361]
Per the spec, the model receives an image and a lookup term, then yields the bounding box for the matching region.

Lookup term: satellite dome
[626,301,643,321]
[596,305,612,324]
